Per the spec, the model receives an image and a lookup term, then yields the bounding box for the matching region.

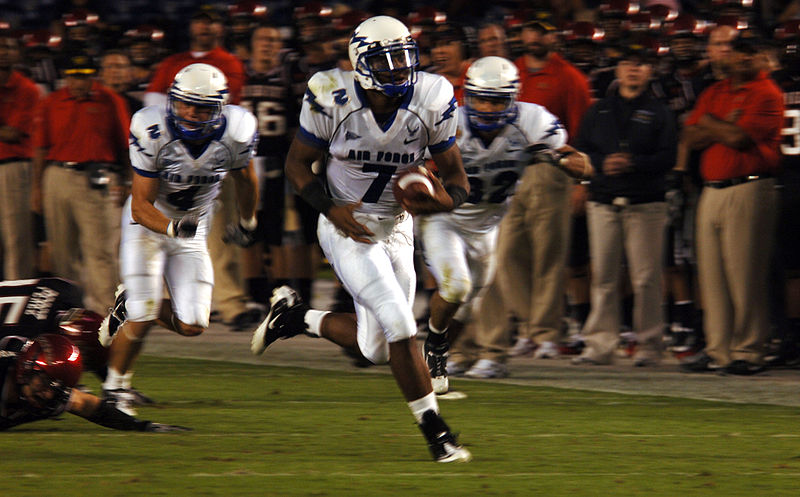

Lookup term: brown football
[393,166,435,203]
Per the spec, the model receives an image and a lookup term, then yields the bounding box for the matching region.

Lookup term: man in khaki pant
[0,36,40,279]
[31,53,129,313]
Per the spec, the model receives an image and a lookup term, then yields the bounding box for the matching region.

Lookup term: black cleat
[99,285,127,347]
[424,335,449,394]
[418,410,471,463]
[250,286,309,355]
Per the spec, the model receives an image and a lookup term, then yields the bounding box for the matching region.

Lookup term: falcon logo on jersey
[435,97,457,125]
[543,120,563,138]
[407,123,419,135]
[305,90,331,118]
[345,130,362,141]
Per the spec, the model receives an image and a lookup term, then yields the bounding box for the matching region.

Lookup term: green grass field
[2,356,800,497]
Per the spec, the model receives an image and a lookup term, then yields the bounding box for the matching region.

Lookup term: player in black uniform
[766,21,800,366]
[1,333,187,431]
[239,22,309,305]
[0,278,152,402]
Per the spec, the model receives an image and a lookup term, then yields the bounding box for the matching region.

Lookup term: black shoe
[680,351,722,373]
[418,410,471,463]
[424,335,449,394]
[99,285,127,347]
[102,388,137,416]
[227,307,265,332]
[128,387,156,406]
[250,286,309,355]
[724,360,766,376]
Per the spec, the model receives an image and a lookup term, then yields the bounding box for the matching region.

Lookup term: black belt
[704,174,773,189]
[0,157,26,165]
[51,161,90,171]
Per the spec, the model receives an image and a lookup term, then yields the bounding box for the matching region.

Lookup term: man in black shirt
[572,43,677,367]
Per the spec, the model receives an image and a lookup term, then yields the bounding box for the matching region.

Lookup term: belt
[0,157,26,165]
[51,161,90,171]
[704,174,773,189]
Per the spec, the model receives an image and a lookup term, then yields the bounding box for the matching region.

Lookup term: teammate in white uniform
[420,57,593,392]
[250,16,471,463]
[100,64,259,415]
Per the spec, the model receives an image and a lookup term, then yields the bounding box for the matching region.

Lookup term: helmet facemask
[355,41,419,97]
[167,93,225,141]
[465,91,518,131]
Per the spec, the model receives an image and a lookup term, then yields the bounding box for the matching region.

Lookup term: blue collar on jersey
[354,82,415,132]
[167,114,228,160]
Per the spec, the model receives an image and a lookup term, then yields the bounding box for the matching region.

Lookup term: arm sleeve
[86,398,150,431]
[564,72,592,143]
[7,83,40,135]
[428,96,458,154]
[297,82,334,149]
[128,110,158,176]
[31,97,49,149]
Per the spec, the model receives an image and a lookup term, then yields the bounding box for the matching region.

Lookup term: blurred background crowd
[1,0,799,377]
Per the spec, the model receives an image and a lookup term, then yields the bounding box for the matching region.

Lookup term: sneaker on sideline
[464,359,508,379]
[509,337,536,357]
[533,341,560,359]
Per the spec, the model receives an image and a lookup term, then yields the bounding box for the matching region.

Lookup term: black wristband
[444,184,468,208]
[87,399,150,431]
[299,180,335,215]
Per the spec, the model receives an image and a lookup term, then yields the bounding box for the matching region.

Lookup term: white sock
[103,368,125,391]
[428,319,447,335]
[304,310,330,337]
[121,371,134,390]
[408,392,439,424]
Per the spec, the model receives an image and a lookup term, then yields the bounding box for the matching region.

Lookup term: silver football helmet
[464,56,520,131]
[348,15,419,97]
[167,63,229,140]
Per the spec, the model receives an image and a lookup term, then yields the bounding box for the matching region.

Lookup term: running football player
[251,16,472,462]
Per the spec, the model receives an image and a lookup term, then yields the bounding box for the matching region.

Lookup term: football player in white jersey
[100,63,259,415]
[250,16,472,463]
[419,56,593,393]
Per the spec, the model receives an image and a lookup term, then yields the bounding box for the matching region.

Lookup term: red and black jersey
[242,51,300,160]
[0,278,83,340]
[0,336,54,431]
[772,69,800,172]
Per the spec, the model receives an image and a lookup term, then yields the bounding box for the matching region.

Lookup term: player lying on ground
[1,334,188,432]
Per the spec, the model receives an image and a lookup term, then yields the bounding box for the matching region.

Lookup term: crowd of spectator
[1,0,799,378]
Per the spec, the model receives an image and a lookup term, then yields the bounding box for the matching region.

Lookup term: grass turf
[2,356,800,497]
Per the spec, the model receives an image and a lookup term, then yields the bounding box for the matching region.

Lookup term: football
[393,166,436,203]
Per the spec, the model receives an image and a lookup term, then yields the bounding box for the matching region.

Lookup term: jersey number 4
[166,186,201,211]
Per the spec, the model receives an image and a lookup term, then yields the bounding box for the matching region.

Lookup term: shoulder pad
[130,106,167,148]
[415,72,455,112]
[306,69,346,108]
[222,105,258,144]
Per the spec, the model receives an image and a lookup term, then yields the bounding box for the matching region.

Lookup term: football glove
[222,222,257,247]
[168,214,199,238]
[144,422,193,433]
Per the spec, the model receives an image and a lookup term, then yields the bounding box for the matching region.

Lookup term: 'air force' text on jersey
[298,69,458,217]
[128,105,258,219]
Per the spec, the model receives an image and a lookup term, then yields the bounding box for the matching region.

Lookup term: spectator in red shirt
[681,38,784,375]
[144,9,245,107]
[31,52,130,314]
[0,35,40,279]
